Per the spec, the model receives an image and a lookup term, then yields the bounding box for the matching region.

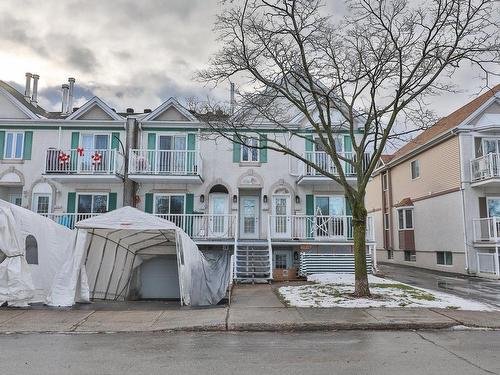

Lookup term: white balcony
[470,153,500,186]
[154,214,236,241]
[44,149,124,182]
[269,215,374,243]
[128,149,203,184]
[297,151,370,185]
[473,217,500,243]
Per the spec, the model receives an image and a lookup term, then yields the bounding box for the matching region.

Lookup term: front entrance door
[271,195,291,238]
[209,193,228,237]
[239,196,259,239]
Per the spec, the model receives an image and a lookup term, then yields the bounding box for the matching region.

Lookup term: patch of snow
[278,273,496,311]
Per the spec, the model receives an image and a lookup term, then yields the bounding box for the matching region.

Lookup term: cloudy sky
[0,0,498,116]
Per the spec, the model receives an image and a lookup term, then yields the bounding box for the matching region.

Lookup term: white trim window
[383,213,390,230]
[410,160,420,180]
[398,208,414,230]
[77,193,108,214]
[382,173,388,191]
[241,136,259,162]
[154,194,185,228]
[32,194,52,214]
[436,251,453,266]
[4,131,24,159]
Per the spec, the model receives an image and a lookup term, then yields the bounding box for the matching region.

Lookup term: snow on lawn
[278,273,495,311]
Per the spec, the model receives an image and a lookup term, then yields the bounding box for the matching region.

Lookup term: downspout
[455,129,470,273]
[123,117,138,207]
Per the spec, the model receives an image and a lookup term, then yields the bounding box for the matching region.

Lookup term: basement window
[436,251,453,266]
[404,250,416,262]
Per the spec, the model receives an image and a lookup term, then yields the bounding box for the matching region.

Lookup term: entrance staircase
[233,241,272,283]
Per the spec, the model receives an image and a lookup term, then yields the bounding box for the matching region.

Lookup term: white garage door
[139,255,180,299]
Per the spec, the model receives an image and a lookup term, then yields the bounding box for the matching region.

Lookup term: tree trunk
[352,199,371,297]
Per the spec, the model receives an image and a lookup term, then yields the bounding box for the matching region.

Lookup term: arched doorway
[209,184,229,237]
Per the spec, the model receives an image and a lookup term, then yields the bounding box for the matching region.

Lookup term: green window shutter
[260,134,267,163]
[305,194,314,239]
[111,132,120,150]
[232,135,241,163]
[305,134,314,152]
[67,192,76,213]
[23,131,33,160]
[108,192,117,211]
[185,193,194,214]
[71,132,80,149]
[0,131,5,160]
[343,135,352,153]
[345,197,352,215]
[147,133,156,149]
[187,134,196,150]
[187,134,196,173]
[145,193,154,213]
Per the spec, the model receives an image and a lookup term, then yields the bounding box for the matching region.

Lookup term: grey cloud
[65,45,99,73]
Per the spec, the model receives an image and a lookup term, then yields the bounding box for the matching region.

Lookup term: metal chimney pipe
[24,72,32,101]
[230,82,236,115]
[68,78,75,113]
[31,74,39,106]
[61,84,69,114]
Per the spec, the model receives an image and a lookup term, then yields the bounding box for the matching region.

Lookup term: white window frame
[4,131,24,159]
[76,192,109,214]
[486,197,500,218]
[382,173,388,191]
[153,193,186,215]
[410,160,420,180]
[383,212,390,230]
[313,136,344,153]
[398,208,414,230]
[156,133,188,151]
[32,193,52,214]
[240,136,260,162]
[436,251,453,266]
[481,137,500,155]
[314,195,346,216]
[80,132,111,150]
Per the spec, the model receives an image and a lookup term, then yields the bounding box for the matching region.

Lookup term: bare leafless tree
[197,0,499,296]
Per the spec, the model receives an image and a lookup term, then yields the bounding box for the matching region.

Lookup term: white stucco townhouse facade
[0,74,375,297]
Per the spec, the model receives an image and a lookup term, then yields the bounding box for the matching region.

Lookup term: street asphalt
[378,263,500,308]
[0,330,499,375]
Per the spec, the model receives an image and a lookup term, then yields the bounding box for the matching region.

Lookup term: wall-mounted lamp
[200,194,205,203]
[295,195,301,204]
[233,195,238,204]
[263,195,268,204]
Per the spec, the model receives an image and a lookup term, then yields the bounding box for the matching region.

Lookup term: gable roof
[0,80,49,119]
[142,97,198,122]
[390,84,500,163]
[66,96,124,121]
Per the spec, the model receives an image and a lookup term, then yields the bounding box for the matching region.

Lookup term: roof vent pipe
[61,84,69,114]
[24,72,32,101]
[31,74,39,107]
[68,78,75,114]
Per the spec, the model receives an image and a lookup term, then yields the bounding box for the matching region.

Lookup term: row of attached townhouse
[366,84,500,279]
[0,73,375,297]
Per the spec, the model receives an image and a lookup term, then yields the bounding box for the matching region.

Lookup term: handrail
[129,149,202,175]
[470,153,500,182]
[45,148,122,175]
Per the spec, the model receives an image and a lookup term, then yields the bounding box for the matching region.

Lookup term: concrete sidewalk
[1,284,499,333]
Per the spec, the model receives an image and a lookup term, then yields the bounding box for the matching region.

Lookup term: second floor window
[410,160,420,179]
[382,173,388,191]
[398,208,414,230]
[4,132,24,159]
[241,137,259,162]
[78,193,108,214]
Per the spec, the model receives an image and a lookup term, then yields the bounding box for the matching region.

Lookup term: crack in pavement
[414,331,498,375]
[68,311,96,332]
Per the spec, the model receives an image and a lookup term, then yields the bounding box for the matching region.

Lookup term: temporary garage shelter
[0,200,76,306]
[47,206,231,307]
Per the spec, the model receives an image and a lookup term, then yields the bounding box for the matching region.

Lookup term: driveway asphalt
[378,263,500,308]
[1,331,499,375]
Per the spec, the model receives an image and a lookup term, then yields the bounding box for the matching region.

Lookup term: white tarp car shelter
[47,206,231,307]
[0,200,76,306]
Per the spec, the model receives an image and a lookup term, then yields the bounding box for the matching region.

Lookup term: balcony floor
[471,177,500,188]
[297,175,356,186]
[128,174,203,184]
[43,173,123,183]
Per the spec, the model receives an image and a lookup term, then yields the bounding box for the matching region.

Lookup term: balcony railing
[269,215,374,241]
[129,149,202,176]
[473,217,500,242]
[154,214,236,239]
[41,213,101,229]
[471,153,500,183]
[45,149,124,175]
[300,151,370,177]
